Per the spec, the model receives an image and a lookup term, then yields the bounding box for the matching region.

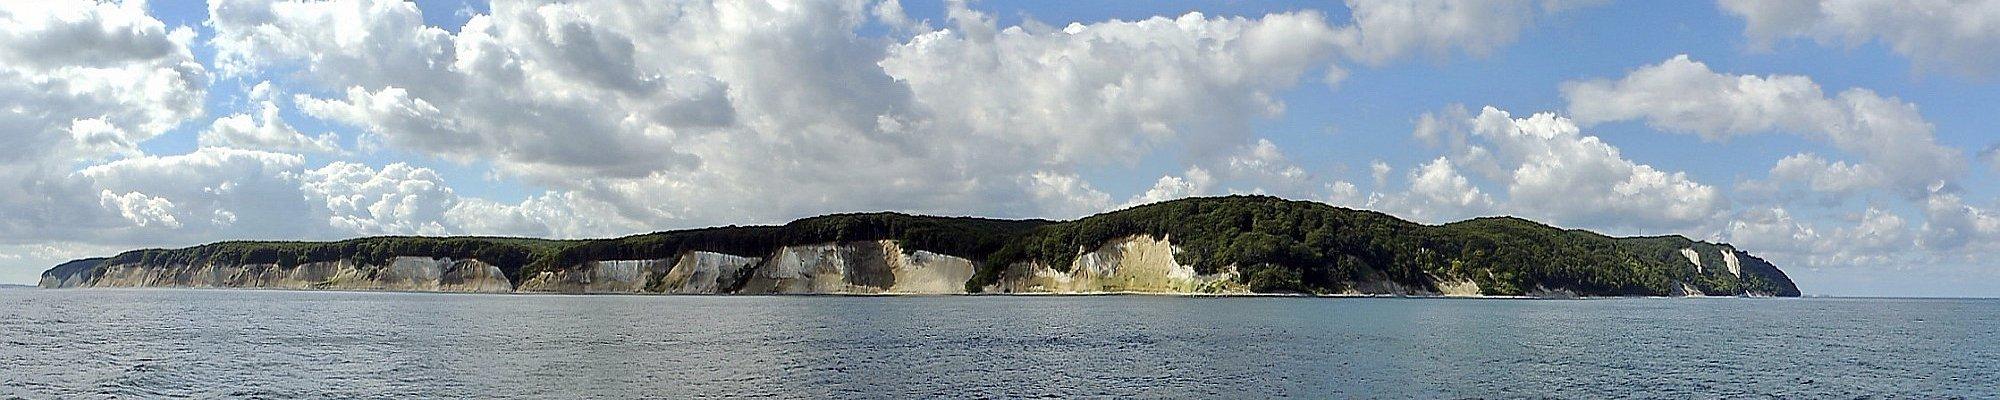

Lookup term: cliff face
[42,236,1257,295]
[39,196,1803,297]
[498,237,1212,295]
[45,256,512,293]
[38,234,1801,297]
[985,235,1243,294]
[39,258,104,289]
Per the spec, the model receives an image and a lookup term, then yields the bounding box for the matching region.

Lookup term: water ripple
[0,291,1995,399]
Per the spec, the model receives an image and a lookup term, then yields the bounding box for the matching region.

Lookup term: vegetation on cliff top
[971,196,1796,296]
[53,196,1798,296]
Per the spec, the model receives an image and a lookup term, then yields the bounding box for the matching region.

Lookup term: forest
[71,196,1798,296]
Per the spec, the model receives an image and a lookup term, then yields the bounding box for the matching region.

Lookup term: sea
[1,288,1994,399]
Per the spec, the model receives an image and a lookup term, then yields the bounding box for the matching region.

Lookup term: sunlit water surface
[2,289,1995,399]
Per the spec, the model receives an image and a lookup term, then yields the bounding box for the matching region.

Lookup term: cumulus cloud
[1129,167,1218,207]
[1719,0,2000,78]
[200,0,1352,229]
[299,162,456,235]
[1719,206,1904,271]
[201,83,340,153]
[215,0,698,180]
[74,147,318,242]
[1562,55,1965,196]
[1400,106,1723,230]
[1320,181,1367,208]
[1982,144,2000,172]
[1920,191,2000,253]
[1556,54,2000,276]
[1025,172,1115,219]
[1222,139,1315,195]
[0,242,131,283]
[884,9,1342,166]
[445,191,651,239]
[1369,160,1393,188]
[1723,200,1993,271]
[55,147,655,243]
[18,0,1978,288]
[1333,0,1603,65]
[1766,153,1886,199]
[0,1,205,157]
[0,1,206,232]
[1121,139,1329,207]
[97,190,180,229]
[1724,207,1821,254]
[170,0,1599,238]
[1385,157,1495,222]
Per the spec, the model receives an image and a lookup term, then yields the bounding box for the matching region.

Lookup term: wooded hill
[52,195,1800,296]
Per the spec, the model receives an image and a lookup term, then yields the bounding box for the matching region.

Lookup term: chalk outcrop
[514,240,978,295]
[45,257,512,293]
[1680,248,1703,274]
[39,236,1248,296]
[985,235,1243,294]
[38,235,1798,297]
[38,196,1802,297]
[658,252,761,294]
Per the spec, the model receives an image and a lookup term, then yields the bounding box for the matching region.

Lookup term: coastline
[25,286,1797,300]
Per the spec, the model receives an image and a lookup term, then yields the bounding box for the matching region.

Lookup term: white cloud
[215,0,698,180]
[445,191,650,239]
[299,162,456,236]
[174,0,1612,239]
[1378,157,1494,223]
[0,1,205,154]
[202,0,1350,229]
[1121,138,1328,207]
[1026,171,1114,219]
[1721,206,1904,270]
[1408,106,1724,231]
[1562,55,1965,196]
[1333,0,1602,65]
[97,190,180,229]
[884,8,1341,167]
[67,147,317,242]
[0,1,206,230]
[1719,0,2000,78]
[1981,144,2000,172]
[55,147,635,242]
[1722,202,1982,271]
[871,0,930,35]
[1556,54,1999,277]
[1321,181,1366,208]
[1836,207,1913,255]
[1128,167,1218,207]
[1725,207,1821,254]
[201,85,341,153]
[0,242,130,284]
[1767,153,1886,198]
[1222,139,1314,195]
[1370,160,1393,187]
[1920,191,2000,253]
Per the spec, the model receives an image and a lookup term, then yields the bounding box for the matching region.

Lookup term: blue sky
[2,1,1996,296]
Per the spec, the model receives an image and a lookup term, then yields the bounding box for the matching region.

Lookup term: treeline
[967,196,1797,296]
[92,213,1048,284]
[72,196,1796,296]
[102,237,567,282]
[519,213,1048,277]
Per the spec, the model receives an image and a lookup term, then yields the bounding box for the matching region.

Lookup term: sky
[1,0,1997,297]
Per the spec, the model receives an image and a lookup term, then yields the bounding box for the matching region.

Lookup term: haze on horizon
[1,0,1996,297]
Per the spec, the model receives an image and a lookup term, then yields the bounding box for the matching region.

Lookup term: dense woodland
[64,196,1798,296]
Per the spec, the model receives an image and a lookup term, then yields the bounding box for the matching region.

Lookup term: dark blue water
[1,289,1995,399]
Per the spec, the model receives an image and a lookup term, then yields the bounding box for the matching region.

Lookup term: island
[39,196,1799,297]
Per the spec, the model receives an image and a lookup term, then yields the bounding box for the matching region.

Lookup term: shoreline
[24,286,1798,300]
